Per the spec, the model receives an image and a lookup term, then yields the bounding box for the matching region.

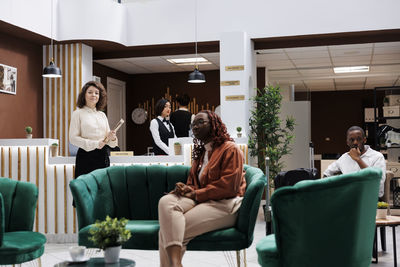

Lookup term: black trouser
[73,146,110,207]
[74,146,110,179]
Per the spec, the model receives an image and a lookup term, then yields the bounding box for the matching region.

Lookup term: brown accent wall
[296,90,384,156]
[0,33,43,138]
[93,62,132,89]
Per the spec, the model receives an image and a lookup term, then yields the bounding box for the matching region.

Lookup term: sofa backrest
[71,165,190,224]
[0,177,38,232]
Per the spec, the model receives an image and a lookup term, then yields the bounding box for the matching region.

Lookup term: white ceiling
[95,41,400,92]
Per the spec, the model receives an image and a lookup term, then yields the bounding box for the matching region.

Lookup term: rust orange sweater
[187,141,246,203]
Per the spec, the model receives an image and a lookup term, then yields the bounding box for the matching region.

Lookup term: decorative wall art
[0,63,17,95]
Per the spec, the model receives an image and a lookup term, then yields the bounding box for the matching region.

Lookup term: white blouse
[149,116,176,155]
[69,106,118,152]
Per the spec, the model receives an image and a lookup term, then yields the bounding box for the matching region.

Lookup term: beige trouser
[158,194,242,267]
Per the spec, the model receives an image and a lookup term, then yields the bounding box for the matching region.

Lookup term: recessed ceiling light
[167,57,211,66]
[333,66,369,73]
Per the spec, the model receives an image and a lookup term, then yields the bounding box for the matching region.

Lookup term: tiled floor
[6,206,400,267]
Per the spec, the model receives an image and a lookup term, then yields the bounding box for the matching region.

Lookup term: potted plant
[25,126,33,139]
[248,85,295,191]
[89,216,131,263]
[377,201,389,219]
[383,96,389,107]
[50,143,59,157]
[174,142,182,155]
[236,126,242,138]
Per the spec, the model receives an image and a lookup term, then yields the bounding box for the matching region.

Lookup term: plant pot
[50,146,58,157]
[104,245,121,263]
[376,208,388,219]
[237,133,242,138]
[174,144,182,155]
[26,134,32,139]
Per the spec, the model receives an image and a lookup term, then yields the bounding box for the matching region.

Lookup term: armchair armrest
[236,168,265,246]
[70,172,115,230]
[70,179,95,230]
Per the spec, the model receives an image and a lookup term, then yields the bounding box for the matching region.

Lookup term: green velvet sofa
[0,178,47,265]
[70,164,265,253]
[256,167,381,267]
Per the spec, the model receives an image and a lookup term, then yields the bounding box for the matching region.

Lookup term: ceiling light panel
[167,57,211,65]
[333,66,369,73]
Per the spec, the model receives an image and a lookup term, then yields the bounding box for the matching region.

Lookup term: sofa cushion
[0,231,46,264]
[79,219,248,251]
[79,220,160,250]
[188,227,247,251]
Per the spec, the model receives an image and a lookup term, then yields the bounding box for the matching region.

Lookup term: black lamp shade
[188,68,205,83]
[43,61,62,78]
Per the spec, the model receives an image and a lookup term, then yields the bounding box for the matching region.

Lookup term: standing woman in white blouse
[69,81,117,180]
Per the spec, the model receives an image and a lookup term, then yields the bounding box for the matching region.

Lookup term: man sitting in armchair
[323,126,386,199]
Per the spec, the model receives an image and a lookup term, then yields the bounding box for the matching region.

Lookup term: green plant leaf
[248,85,295,188]
[88,216,131,250]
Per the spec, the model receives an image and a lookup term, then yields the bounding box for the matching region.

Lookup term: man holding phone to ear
[323,126,386,198]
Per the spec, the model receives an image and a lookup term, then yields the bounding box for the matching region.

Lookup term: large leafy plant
[89,216,131,250]
[249,85,295,187]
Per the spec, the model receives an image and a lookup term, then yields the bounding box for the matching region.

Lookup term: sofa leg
[235,250,247,267]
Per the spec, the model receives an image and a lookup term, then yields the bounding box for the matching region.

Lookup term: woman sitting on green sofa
[158,110,246,267]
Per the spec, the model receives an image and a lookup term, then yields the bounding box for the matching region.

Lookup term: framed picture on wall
[0,63,17,95]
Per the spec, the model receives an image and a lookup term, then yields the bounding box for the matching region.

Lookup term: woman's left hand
[107,130,117,141]
[183,189,196,200]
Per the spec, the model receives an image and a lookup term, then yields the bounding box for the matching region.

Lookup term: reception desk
[0,138,248,243]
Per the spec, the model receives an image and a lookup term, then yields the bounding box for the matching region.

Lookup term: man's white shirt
[323,145,386,197]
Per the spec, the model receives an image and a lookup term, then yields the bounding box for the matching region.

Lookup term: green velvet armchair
[70,164,265,265]
[256,167,381,267]
[0,177,47,265]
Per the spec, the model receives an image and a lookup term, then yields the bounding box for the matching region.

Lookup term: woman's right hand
[98,140,106,149]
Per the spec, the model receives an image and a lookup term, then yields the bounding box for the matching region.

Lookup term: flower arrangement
[88,216,131,250]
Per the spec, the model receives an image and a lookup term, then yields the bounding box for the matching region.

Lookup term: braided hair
[192,110,233,160]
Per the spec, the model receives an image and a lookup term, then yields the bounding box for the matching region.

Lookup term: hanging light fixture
[188,0,205,83]
[43,0,61,78]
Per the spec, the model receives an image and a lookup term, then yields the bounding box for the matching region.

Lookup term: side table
[373,215,400,267]
[54,257,135,267]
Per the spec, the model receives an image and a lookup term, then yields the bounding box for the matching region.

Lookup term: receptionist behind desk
[150,98,176,155]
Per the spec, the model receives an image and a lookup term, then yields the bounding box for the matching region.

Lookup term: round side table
[54,257,135,267]
[374,215,400,267]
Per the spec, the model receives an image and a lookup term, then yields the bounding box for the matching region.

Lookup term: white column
[219,32,256,137]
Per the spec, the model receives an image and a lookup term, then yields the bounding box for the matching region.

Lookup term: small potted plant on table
[174,142,182,155]
[236,126,242,138]
[50,143,59,157]
[377,201,389,219]
[89,216,131,263]
[25,126,33,138]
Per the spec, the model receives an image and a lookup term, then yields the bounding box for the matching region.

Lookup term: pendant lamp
[188,0,205,83]
[43,0,61,78]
